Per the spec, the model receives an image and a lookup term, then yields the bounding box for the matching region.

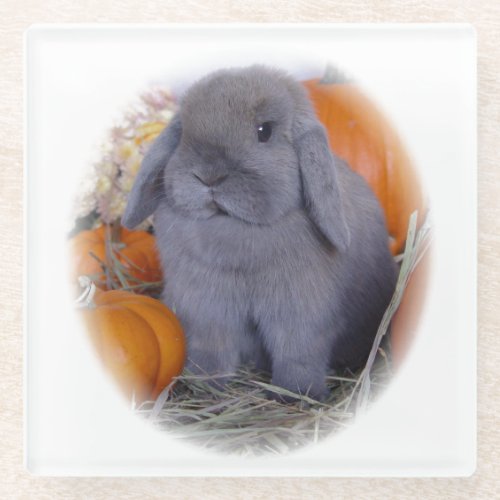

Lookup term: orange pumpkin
[79,282,185,402]
[70,224,162,288]
[303,78,426,255]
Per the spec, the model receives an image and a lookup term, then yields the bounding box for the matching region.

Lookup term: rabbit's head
[123,66,350,251]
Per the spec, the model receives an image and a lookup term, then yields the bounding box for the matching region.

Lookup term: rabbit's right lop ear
[122,114,182,228]
[294,122,351,252]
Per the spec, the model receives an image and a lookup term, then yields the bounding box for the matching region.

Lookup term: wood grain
[1,1,499,498]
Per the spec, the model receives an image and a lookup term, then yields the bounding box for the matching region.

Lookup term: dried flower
[72,86,177,230]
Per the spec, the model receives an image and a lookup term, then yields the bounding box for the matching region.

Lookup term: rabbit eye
[257,122,272,143]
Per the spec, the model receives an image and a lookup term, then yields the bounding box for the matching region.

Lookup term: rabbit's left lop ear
[122,114,182,229]
[294,120,351,252]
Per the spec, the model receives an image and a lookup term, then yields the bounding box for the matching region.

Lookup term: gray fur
[122,66,397,401]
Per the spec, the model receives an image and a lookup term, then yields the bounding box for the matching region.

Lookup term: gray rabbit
[122,66,397,401]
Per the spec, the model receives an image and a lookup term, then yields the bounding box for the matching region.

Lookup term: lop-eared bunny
[123,66,397,401]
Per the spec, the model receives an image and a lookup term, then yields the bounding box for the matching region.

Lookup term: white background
[25,25,476,476]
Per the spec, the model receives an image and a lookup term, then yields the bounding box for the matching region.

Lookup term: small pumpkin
[303,77,426,255]
[70,224,162,288]
[78,278,185,402]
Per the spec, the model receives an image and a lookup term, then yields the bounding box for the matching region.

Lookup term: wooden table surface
[1,1,498,498]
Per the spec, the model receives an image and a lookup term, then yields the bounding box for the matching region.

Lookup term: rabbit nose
[193,172,228,187]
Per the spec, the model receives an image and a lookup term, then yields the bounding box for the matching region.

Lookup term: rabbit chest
[154,205,346,337]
